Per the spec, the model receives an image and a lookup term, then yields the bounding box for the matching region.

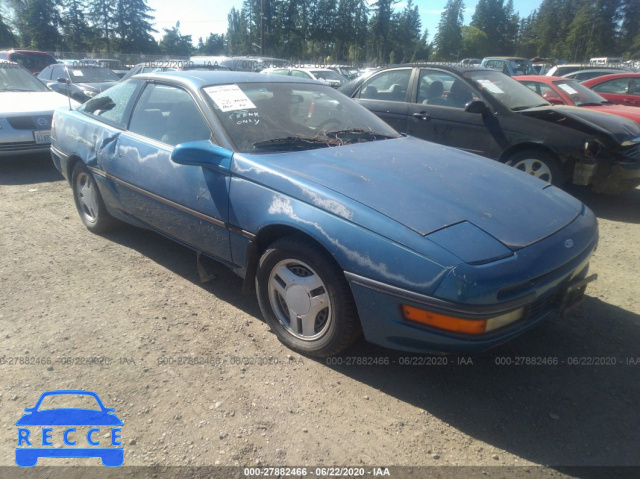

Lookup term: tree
[159,22,192,57]
[21,0,61,50]
[198,33,226,55]
[0,11,17,47]
[59,0,94,52]
[369,0,395,65]
[88,0,117,53]
[113,0,157,53]
[433,0,464,61]
[461,25,489,58]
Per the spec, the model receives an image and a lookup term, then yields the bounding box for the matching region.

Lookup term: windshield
[509,58,535,75]
[552,79,608,106]
[0,63,49,92]
[68,67,120,83]
[203,82,400,153]
[310,70,346,83]
[466,70,550,111]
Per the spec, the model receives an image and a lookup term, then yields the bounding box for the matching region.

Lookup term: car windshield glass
[203,82,400,153]
[68,67,119,82]
[466,70,550,110]
[553,79,608,106]
[310,70,345,82]
[508,59,534,75]
[0,63,49,92]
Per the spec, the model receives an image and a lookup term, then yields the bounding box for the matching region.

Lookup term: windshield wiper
[511,104,549,111]
[578,102,606,107]
[322,128,395,142]
[252,136,332,151]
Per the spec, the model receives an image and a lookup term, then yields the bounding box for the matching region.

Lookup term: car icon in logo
[16,390,123,467]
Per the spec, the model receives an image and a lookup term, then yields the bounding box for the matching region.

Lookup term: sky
[148,0,541,47]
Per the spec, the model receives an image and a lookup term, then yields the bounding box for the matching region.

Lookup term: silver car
[1,61,79,158]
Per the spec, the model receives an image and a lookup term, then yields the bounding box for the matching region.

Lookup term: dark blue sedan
[51,71,598,357]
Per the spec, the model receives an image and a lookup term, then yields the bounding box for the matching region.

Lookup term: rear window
[6,52,57,73]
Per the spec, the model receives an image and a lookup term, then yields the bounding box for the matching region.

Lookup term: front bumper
[591,160,640,194]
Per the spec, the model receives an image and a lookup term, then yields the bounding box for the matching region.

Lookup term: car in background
[220,56,290,72]
[481,57,535,76]
[582,73,640,107]
[515,75,640,125]
[38,63,120,103]
[339,63,640,194]
[261,67,347,88]
[562,68,629,82]
[1,61,79,158]
[546,64,630,78]
[51,71,598,357]
[81,58,128,78]
[0,49,57,74]
[325,64,360,80]
[119,59,230,82]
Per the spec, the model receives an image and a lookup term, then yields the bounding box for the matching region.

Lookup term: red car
[515,75,640,125]
[582,73,640,107]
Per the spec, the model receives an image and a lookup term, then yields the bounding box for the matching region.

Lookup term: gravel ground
[1,155,639,478]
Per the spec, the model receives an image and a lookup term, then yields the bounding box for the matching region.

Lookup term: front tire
[71,162,118,233]
[256,236,361,357]
[506,150,564,187]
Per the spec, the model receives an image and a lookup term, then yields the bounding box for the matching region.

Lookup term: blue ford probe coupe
[50,72,598,357]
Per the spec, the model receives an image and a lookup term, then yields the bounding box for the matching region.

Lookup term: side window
[290,70,310,78]
[80,80,141,128]
[417,70,454,106]
[358,69,411,102]
[592,79,628,94]
[128,83,211,146]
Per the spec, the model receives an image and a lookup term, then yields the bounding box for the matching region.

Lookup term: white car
[1,61,80,158]
[261,67,347,88]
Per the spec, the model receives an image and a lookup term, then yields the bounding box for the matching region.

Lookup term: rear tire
[71,162,118,233]
[256,236,361,357]
[506,150,564,187]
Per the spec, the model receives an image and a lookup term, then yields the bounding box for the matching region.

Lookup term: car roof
[583,72,640,83]
[378,62,491,74]
[136,70,325,88]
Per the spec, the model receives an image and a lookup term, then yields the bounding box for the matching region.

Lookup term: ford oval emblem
[564,239,574,248]
[36,117,49,128]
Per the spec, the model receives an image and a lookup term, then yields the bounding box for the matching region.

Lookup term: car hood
[0,91,74,114]
[582,104,640,124]
[16,409,123,426]
[520,105,640,144]
[236,137,583,251]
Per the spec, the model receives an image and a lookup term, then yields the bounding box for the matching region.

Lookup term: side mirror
[465,100,490,115]
[170,140,233,171]
[57,77,68,83]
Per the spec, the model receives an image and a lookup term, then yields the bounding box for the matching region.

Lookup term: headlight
[83,90,98,98]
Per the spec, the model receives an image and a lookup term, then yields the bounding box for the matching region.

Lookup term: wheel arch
[497,142,561,165]
[498,142,572,180]
[241,224,341,294]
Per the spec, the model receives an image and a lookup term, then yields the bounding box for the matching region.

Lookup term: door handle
[412,111,430,121]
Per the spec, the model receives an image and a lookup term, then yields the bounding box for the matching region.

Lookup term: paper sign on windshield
[204,85,256,112]
[559,84,578,95]
[477,79,504,94]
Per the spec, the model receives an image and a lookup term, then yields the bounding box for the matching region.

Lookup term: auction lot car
[51,71,598,357]
[15,390,123,467]
[339,64,640,194]
[261,67,348,88]
[582,73,640,107]
[38,63,120,103]
[0,49,57,74]
[515,75,640,125]
[0,61,79,158]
